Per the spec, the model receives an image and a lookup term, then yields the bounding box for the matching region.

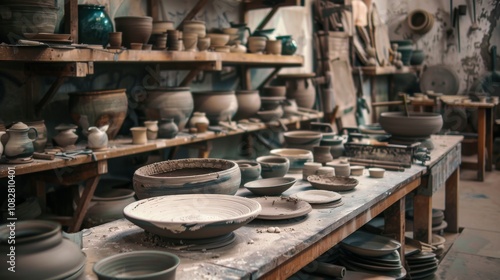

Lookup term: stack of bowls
[0,2,58,43]
[115,16,153,48]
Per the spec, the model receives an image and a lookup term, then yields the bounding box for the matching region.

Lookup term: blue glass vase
[276,35,297,55]
[78,4,113,47]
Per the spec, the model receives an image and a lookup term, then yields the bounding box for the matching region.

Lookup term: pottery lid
[8,122,29,131]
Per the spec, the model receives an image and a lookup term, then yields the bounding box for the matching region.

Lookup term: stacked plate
[405,252,439,279]
[291,190,344,208]
[407,208,447,233]
[338,231,407,279]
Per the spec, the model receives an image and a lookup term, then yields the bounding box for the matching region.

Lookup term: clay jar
[143,120,158,140]
[183,32,198,52]
[192,91,238,125]
[247,36,267,53]
[188,112,210,132]
[114,16,153,48]
[313,146,333,164]
[0,220,86,280]
[84,188,136,227]
[144,87,193,131]
[234,90,261,120]
[158,118,178,139]
[53,124,78,148]
[256,155,290,178]
[235,160,262,186]
[130,127,148,144]
[276,73,317,109]
[265,40,282,55]
[4,122,38,162]
[68,88,128,140]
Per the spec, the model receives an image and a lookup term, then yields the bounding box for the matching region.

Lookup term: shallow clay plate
[123,194,261,239]
[307,175,359,191]
[292,190,342,204]
[251,196,312,220]
[340,230,401,257]
[244,177,296,196]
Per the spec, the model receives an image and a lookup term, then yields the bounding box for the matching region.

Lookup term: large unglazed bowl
[123,194,261,239]
[270,148,313,173]
[133,158,241,199]
[378,112,443,138]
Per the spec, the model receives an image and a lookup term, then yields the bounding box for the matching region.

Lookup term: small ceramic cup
[326,162,350,177]
[197,37,211,51]
[316,166,334,177]
[256,156,290,178]
[369,168,386,178]
[143,120,159,140]
[130,127,147,144]
[265,40,282,55]
[350,165,365,176]
[130,43,143,50]
[108,32,122,48]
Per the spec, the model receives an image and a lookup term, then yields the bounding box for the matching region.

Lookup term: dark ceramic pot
[78,4,114,47]
[114,16,153,48]
[379,112,443,138]
[0,220,86,280]
[276,35,297,55]
[410,49,425,65]
[158,118,178,139]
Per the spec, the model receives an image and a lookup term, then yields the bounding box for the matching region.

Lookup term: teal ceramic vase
[78,4,113,47]
[276,35,297,55]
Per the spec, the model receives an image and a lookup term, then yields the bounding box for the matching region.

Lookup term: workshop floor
[431,167,500,279]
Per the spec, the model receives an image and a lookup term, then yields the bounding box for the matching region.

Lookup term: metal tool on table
[55,149,96,161]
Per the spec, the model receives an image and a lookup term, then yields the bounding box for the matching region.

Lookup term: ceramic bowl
[235,160,261,186]
[368,168,385,178]
[123,194,261,239]
[182,20,206,38]
[261,86,287,97]
[192,91,238,125]
[133,158,241,199]
[260,96,285,110]
[93,250,180,280]
[206,33,230,47]
[114,16,153,48]
[378,112,443,138]
[283,130,323,150]
[152,20,174,34]
[350,165,365,176]
[244,177,297,196]
[270,148,313,173]
[256,155,290,178]
[256,107,284,122]
[247,36,267,53]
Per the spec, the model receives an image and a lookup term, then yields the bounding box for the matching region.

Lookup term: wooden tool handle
[33,152,55,160]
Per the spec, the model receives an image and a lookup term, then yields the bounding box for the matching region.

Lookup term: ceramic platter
[250,196,312,220]
[307,175,359,192]
[340,230,401,257]
[292,190,342,204]
[123,194,261,239]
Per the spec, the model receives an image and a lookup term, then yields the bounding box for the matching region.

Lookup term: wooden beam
[65,0,78,44]
[35,76,66,119]
[255,6,279,31]
[413,192,432,244]
[177,0,210,30]
[180,68,203,87]
[147,0,160,21]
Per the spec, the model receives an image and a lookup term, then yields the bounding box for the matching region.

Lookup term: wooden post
[477,107,486,181]
[413,193,432,244]
[486,106,493,171]
[147,0,160,21]
[445,168,460,233]
[65,0,78,44]
[384,197,406,265]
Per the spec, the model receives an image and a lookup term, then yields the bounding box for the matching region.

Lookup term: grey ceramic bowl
[256,155,290,178]
[244,177,297,196]
[235,160,262,186]
[378,112,443,138]
[93,250,180,280]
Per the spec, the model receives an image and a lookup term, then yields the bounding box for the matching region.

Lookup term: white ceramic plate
[292,190,342,204]
[251,196,312,220]
[123,194,261,239]
[340,230,401,257]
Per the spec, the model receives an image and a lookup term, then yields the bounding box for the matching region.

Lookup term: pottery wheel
[419,65,460,95]
[145,231,236,251]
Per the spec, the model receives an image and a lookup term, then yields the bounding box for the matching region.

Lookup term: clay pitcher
[87,125,108,151]
[4,122,38,161]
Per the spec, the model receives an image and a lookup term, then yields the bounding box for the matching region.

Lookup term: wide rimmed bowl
[270,148,313,173]
[114,16,153,48]
[123,194,262,239]
[378,112,443,138]
[307,175,359,191]
[191,90,238,125]
[93,250,180,280]
[133,158,241,199]
[244,177,297,196]
[283,130,323,150]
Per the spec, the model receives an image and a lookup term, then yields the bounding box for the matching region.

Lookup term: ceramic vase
[53,124,78,148]
[0,220,87,280]
[188,112,210,132]
[276,73,317,109]
[276,35,297,55]
[144,120,158,140]
[68,88,128,140]
[84,188,136,227]
[144,87,193,131]
[24,120,47,153]
[78,4,114,47]
[4,122,37,162]
[234,90,261,120]
[158,118,178,139]
[313,146,333,164]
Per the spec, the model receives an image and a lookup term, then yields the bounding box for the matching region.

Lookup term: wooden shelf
[0,112,322,178]
[353,65,422,76]
[0,46,303,68]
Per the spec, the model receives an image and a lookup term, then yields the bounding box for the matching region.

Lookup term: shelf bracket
[177,0,210,30]
[180,68,203,87]
[239,66,252,90]
[257,67,282,89]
